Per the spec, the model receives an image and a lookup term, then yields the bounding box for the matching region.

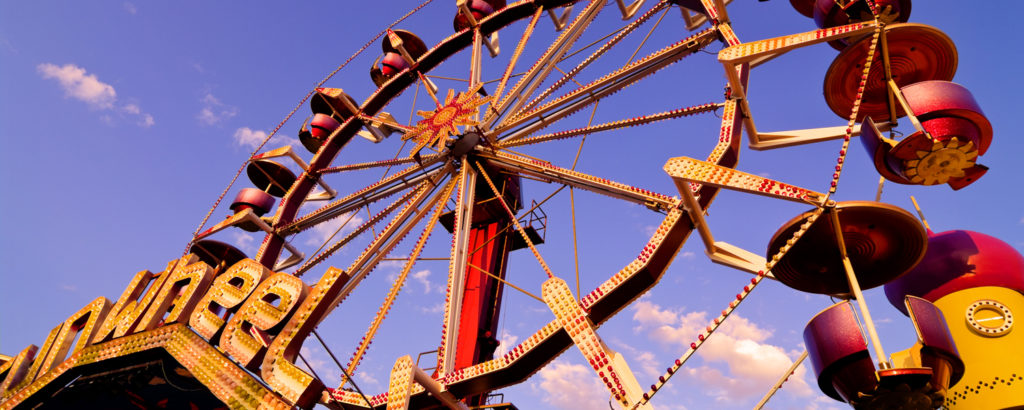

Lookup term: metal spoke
[753,350,808,410]
[490,8,544,107]
[301,207,363,273]
[625,3,670,64]
[479,150,677,211]
[319,153,442,174]
[500,102,719,148]
[570,187,582,301]
[315,122,418,261]
[426,74,472,83]
[521,0,669,114]
[316,165,453,313]
[491,28,717,140]
[568,102,598,301]
[474,160,555,279]
[295,183,424,277]
[409,76,421,124]
[313,329,373,408]
[465,184,568,261]
[467,261,544,303]
[486,0,606,128]
[283,158,446,234]
[557,26,626,63]
[344,177,456,383]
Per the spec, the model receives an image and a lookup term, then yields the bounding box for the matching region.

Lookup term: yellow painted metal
[935,286,1024,409]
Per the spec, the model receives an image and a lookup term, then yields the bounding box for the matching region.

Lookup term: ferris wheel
[175,0,992,408]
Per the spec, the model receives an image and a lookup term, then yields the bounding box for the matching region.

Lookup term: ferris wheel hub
[448,130,482,158]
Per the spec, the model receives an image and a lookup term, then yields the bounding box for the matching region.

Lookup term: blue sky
[2,1,1022,409]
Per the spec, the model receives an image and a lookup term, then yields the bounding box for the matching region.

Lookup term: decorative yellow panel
[222,272,308,370]
[190,259,270,341]
[935,286,1024,409]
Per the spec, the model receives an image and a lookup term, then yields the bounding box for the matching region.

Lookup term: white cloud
[356,370,382,391]
[411,269,441,294]
[123,2,137,14]
[532,359,609,409]
[123,103,155,126]
[234,127,267,148]
[233,126,299,150]
[38,63,116,109]
[303,210,365,247]
[300,346,340,387]
[198,92,238,125]
[417,303,443,314]
[494,329,519,357]
[232,231,257,254]
[0,38,17,54]
[635,350,660,379]
[631,301,815,402]
[37,63,154,127]
[633,300,680,328]
[609,339,659,378]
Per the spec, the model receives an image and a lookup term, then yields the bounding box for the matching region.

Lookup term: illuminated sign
[0,254,346,408]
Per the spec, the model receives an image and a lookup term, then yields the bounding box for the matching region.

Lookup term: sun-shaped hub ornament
[901,136,978,185]
[402,84,492,155]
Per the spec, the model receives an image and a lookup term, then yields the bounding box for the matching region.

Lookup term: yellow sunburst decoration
[903,137,978,185]
[403,84,492,154]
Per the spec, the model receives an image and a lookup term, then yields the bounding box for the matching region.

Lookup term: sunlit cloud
[300,346,340,387]
[234,127,267,148]
[0,38,17,54]
[608,339,659,378]
[232,231,257,254]
[123,103,155,127]
[632,300,815,403]
[412,269,442,294]
[494,329,519,358]
[198,92,238,125]
[357,370,382,391]
[38,63,115,108]
[37,63,153,127]
[635,350,661,379]
[301,209,365,247]
[417,303,443,314]
[233,126,299,150]
[531,359,609,409]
